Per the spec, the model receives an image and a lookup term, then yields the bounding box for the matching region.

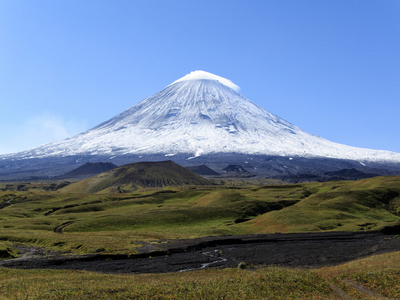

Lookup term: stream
[178,249,228,272]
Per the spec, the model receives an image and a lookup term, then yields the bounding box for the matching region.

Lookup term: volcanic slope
[186,165,220,176]
[63,162,117,178]
[4,70,400,163]
[60,160,212,194]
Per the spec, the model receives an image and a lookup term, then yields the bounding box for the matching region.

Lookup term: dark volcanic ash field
[2,231,399,274]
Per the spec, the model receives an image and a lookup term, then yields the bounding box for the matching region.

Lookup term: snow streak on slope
[2,71,400,163]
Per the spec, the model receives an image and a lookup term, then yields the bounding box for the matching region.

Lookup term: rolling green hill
[247,176,400,233]
[0,176,399,254]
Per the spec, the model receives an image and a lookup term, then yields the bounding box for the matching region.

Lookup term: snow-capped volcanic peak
[3,70,400,165]
[169,70,240,91]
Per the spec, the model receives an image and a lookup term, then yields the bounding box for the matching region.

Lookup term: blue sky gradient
[1,0,399,154]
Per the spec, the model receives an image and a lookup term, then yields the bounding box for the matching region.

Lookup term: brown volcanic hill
[324,168,379,180]
[63,162,117,178]
[186,165,220,176]
[60,160,212,193]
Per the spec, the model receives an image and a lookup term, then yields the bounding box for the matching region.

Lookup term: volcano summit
[1,71,400,179]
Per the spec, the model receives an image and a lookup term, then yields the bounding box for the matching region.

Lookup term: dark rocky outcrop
[324,168,379,181]
[221,165,255,178]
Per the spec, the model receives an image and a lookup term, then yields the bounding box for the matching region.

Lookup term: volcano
[1,70,400,180]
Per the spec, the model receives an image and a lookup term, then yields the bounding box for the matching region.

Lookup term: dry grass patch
[315,250,400,299]
[0,267,336,299]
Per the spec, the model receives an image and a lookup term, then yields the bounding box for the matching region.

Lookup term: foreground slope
[2,250,400,299]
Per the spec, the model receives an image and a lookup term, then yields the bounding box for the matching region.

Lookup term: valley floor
[2,231,399,274]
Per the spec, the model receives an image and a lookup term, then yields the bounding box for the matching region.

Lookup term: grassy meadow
[0,176,399,254]
[0,176,400,298]
[0,250,399,299]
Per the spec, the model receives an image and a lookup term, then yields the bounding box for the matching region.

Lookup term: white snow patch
[195,149,204,157]
[165,153,175,157]
[188,149,204,160]
[170,70,240,91]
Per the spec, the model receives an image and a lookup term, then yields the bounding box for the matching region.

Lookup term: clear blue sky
[1,0,399,155]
